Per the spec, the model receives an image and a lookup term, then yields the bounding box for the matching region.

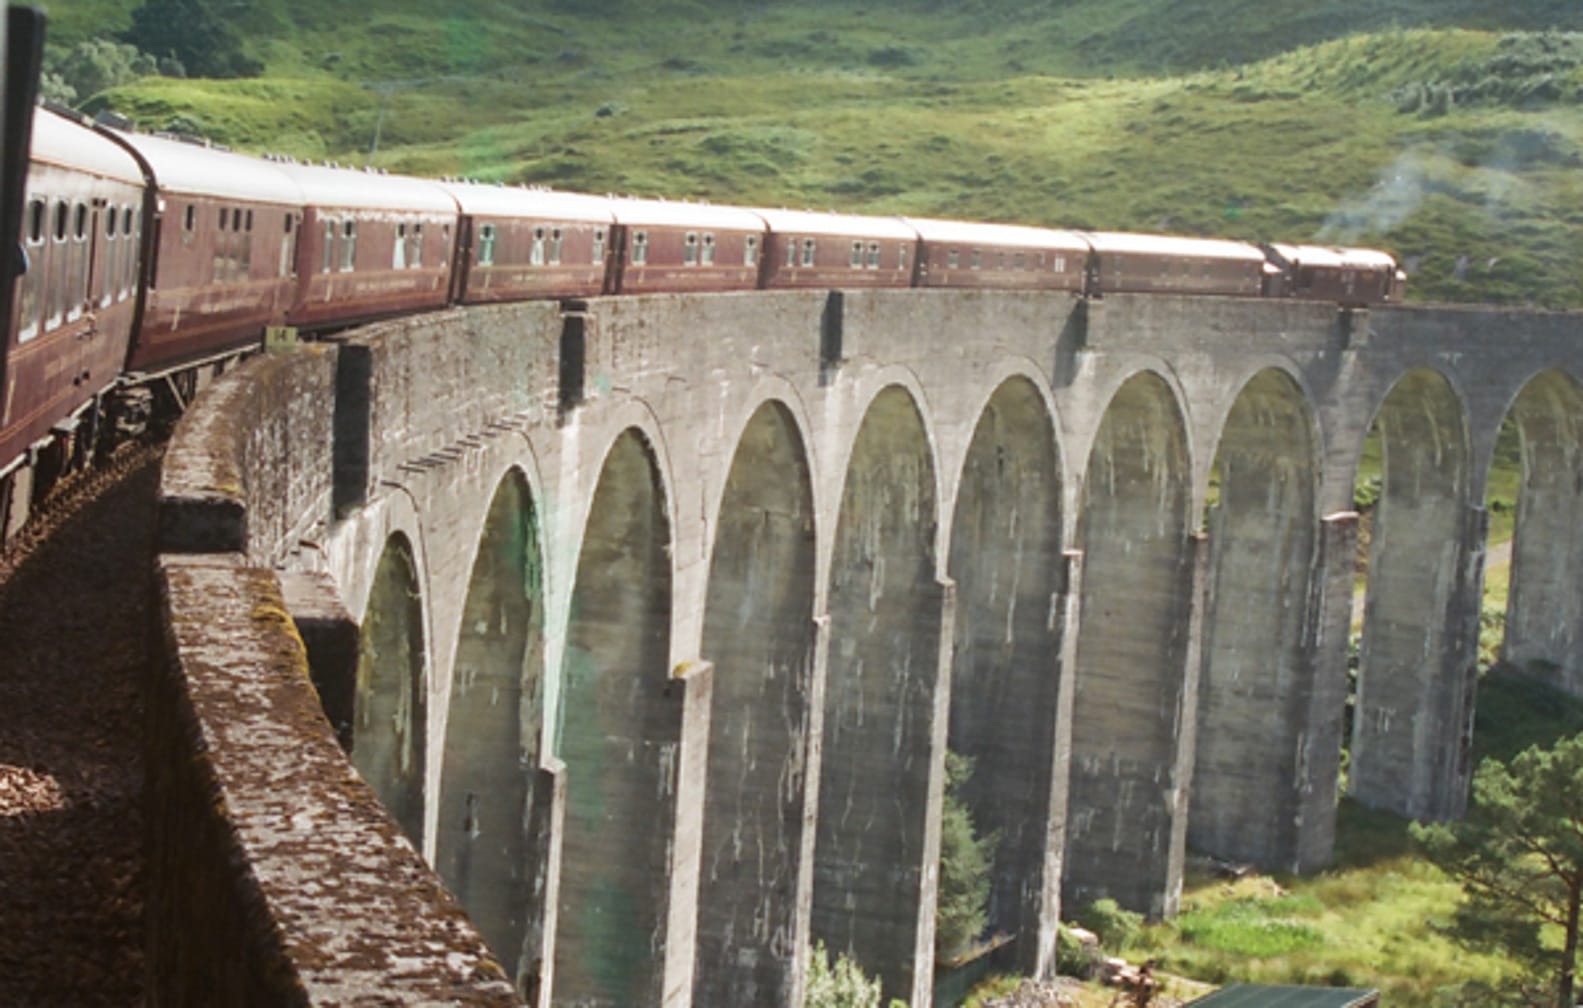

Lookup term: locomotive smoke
[1315,147,1439,244]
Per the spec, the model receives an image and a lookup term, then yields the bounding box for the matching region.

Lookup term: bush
[1076,898,1143,951]
[936,752,995,961]
[1056,924,1101,978]
[803,942,883,1008]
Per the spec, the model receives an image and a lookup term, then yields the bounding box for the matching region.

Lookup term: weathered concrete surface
[154,288,1583,1006]
[150,556,519,1007]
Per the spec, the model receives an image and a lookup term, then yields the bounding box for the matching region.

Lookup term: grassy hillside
[44,1,1583,305]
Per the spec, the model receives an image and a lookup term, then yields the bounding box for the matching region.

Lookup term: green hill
[40,0,1583,306]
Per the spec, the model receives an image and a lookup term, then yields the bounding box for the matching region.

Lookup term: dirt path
[0,444,159,1007]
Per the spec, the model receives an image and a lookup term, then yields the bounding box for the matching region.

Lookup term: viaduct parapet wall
[153,290,1583,1006]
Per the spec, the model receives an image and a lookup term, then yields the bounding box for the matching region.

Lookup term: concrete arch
[552,429,677,1008]
[1497,370,1583,694]
[1065,369,1194,919]
[694,399,818,1008]
[1192,368,1322,870]
[812,383,945,1006]
[1353,368,1478,820]
[945,374,1070,976]
[436,468,547,999]
[352,531,429,848]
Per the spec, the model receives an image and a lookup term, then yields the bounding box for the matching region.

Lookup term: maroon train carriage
[103,126,304,375]
[754,209,917,290]
[907,217,1089,291]
[1085,232,1266,297]
[438,182,616,303]
[608,199,765,295]
[1261,243,1405,306]
[271,161,458,331]
[4,108,145,485]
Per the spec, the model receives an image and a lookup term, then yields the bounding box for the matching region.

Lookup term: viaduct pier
[151,288,1583,1006]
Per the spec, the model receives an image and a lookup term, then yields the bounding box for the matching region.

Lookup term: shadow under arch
[946,374,1068,975]
[812,384,943,1007]
[1065,370,1193,919]
[1192,368,1322,871]
[693,399,818,1007]
[352,530,428,848]
[1497,370,1583,696]
[552,429,675,1008]
[436,468,548,998]
[1353,368,1477,821]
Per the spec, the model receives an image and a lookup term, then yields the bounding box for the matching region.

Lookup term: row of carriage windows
[17,196,140,344]
[173,200,300,286]
[940,248,1068,273]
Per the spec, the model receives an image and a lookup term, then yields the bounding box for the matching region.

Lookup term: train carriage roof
[905,217,1089,252]
[1264,243,1398,271]
[609,197,766,233]
[1085,231,1265,262]
[752,208,918,241]
[268,161,457,215]
[434,181,614,223]
[103,126,303,205]
[29,109,145,187]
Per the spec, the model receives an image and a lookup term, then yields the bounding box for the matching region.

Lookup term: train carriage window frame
[632,230,649,266]
[100,205,117,308]
[866,241,881,269]
[850,240,863,269]
[684,231,699,266]
[549,227,562,266]
[280,213,295,280]
[18,196,46,343]
[801,237,816,268]
[122,206,138,300]
[898,243,908,272]
[67,201,89,323]
[183,204,196,237]
[394,223,408,270]
[592,227,605,265]
[947,249,959,270]
[478,223,497,267]
[339,218,357,273]
[411,223,424,269]
[971,249,982,271]
[701,232,715,266]
[785,236,796,268]
[531,226,546,266]
[743,234,759,267]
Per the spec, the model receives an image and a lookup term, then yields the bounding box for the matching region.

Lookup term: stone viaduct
[151,288,1583,1007]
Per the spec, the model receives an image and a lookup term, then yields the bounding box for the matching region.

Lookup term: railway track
[0,441,159,1006]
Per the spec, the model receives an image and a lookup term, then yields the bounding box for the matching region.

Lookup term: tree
[122,0,260,79]
[803,942,882,1008]
[1412,732,1583,1008]
[42,38,163,107]
[935,751,995,961]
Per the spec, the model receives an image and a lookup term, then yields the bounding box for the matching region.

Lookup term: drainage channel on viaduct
[151,287,1583,1008]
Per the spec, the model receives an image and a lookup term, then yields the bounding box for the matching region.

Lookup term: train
[1,102,1407,539]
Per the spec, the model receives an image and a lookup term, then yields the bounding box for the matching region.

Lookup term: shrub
[804,942,882,1008]
[1076,898,1143,951]
[936,752,995,961]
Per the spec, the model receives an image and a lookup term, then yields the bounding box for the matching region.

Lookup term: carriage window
[898,244,907,271]
[785,236,796,268]
[244,209,253,232]
[997,252,1006,270]
[478,223,497,266]
[549,227,562,265]
[866,241,881,269]
[632,230,648,266]
[105,209,117,238]
[1014,252,1025,270]
[743,235,759,267]
[54,200,68,242]
[183,204,196,233]
[410,223,423,268]
[101,210,117,307]
[684,231,699,266]
[393,223,407,270]
[1053,255,1065,273]
[971,249,982,270]
[321,218,335,273]
[123,205,140,298]
[340,219,357,271]
[218,207,228,231]
[701,232,715,265]
[947,249,959,269]
[531,226,546,266]
[850,240,863,268]
[284,213,294,234]
[18,197,45,342]
[592,227,606,263]
[233,208,244,231]
[801,237,816,267]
